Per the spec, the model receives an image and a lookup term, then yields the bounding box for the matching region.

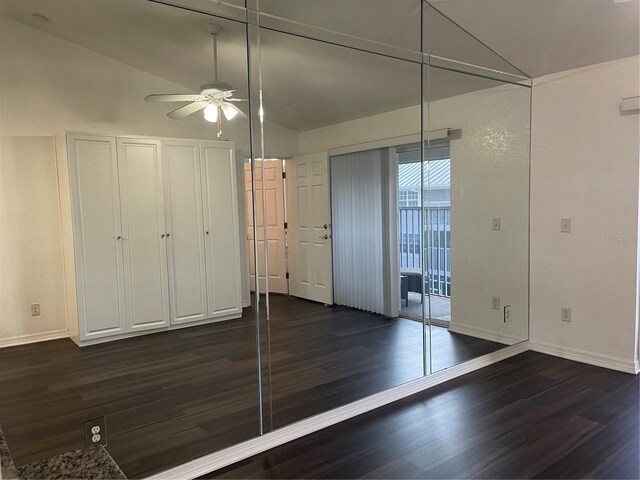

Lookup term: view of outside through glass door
[398,146,451,324]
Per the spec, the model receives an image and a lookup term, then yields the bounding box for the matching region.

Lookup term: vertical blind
[330,150,384,314]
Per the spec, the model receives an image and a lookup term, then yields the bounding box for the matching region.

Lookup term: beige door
[285,153,333,304]
[244,160,288,294]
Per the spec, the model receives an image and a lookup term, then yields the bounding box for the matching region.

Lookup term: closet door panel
[201,143,242,317]
[163,140,208,325]
[117,138,170,331]
[69,135,126,338]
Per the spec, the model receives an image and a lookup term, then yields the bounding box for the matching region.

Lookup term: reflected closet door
[117,138,170,332]
[68,134,126,339]
[163,140,208,325]
[201,142,242,318]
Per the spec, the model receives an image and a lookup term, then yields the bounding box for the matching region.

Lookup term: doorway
[244,159,288,294]
[398,146,451,324]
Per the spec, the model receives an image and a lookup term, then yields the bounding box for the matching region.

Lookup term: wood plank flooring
[204,351,640,480]
[0,295,503,478]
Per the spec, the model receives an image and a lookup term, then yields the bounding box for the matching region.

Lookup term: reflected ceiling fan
[144,24,245,137]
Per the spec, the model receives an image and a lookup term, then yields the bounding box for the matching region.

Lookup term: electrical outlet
[561,307,571,322]
[492,297,500,310]
[503,305,511,323]
[492,218,501,231]
[84,417,107,447]
[561,218,571,233]
[30,303,40,316]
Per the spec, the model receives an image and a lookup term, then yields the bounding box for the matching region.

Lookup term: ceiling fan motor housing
[200,81,234,96]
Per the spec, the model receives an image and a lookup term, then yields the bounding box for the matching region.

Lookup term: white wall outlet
[492,297,500,310]
[561,218,571,233]
[492,218,501,231]
[503,305,511,322]
[561,307,571,322]
[30,303,40,316]
[84,417,107,447]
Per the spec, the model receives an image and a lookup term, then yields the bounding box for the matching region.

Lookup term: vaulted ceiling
[1,0,638,131]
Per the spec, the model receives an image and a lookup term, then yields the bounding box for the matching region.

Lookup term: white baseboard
[0,329,69,348]
[145,341,529,480]
[447,322,523,346]
[529,340,639,374]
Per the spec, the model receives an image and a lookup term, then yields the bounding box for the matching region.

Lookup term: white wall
[299,84,531,345]
[530,56,640,373]
[0,137,68,346]
[0,17,298,345]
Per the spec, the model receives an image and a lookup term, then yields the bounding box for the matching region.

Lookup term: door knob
[116,236,122,240]
[161,234,165,238]
[323,224,328,229]
[166,233,171,238]
[319,234,330,240]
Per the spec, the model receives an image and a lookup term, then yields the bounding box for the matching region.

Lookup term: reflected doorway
[245,159,288,294]
[398,146,451,325]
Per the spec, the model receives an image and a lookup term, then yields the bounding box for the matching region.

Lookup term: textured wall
[299,82,531,345]
[530,56,640,373]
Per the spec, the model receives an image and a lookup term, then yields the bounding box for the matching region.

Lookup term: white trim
[73,313,242,347]
[447,322,523,346]
[530,340,639,374]
[0,329,69,348]
[145,341,529,480]
[328,129,450,157]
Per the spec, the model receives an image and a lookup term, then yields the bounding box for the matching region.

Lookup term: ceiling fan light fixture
[221,103,239,121]
[204,104,218,123]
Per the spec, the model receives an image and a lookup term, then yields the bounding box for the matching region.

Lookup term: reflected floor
[400,293,451,322]
[0,295,503,478]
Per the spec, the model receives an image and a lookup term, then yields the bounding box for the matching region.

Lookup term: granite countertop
[0,424,126,480]
[0,425,20,480]
[17,445,126,480]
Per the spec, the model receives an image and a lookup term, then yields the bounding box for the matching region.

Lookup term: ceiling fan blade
[227,97,291,106]
[145,94,201,103]
[167,101,207,119]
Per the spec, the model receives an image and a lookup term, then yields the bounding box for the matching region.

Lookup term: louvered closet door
[68,134,126,339]
[201,142,242,318]
[163,140,208,325]
[117,138,170,332]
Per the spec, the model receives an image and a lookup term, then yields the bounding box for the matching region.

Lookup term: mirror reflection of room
[0,0,532,478]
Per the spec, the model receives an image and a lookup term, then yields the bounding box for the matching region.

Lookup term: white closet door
[163,140,208,325]
[117,138,170,332]
[68,134,126,339]
[201,142,242,318]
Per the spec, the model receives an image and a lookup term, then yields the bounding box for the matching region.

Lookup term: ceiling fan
[144,24,245,137]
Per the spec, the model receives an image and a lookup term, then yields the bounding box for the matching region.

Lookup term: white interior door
[201,142,242,318]
[68,134,126,339]
[286,153,333,304]
[244,160,288,294]
[117,138,170,332]
[163,140,208,325]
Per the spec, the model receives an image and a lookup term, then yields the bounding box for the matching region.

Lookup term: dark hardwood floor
[0,295,504,478]
[205,351,640,480]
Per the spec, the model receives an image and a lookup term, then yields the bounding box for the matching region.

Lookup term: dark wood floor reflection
[263,295,504,430]
[0,295,503,478]
[205,351,640,480]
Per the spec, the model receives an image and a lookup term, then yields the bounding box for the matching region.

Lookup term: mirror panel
[0,0,261,476]
[423,2,528,81]
[425,65,531,373]
[255,26,426,430]
[257,0,422,53]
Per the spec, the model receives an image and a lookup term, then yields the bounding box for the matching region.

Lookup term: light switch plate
[492,297,500,310]
[561,218,571,233]
[30,303,40,316]
[492,218,501,231]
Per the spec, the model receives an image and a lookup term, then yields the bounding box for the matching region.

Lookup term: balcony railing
[399,206,451,297]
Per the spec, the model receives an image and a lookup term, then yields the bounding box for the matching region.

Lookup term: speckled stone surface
[17,445,126,480]
[1,425,20,480]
